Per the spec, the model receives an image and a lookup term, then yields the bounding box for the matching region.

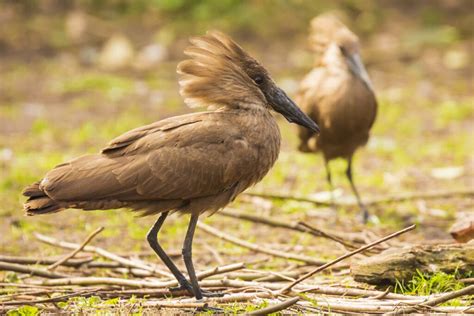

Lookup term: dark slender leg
[182,214,223,299]
[146,212,193,293]
[324,159,336,208]
[345,157,369,223]
[182,213,202,299]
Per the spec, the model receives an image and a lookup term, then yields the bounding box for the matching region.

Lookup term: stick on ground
[385,284,474,315]
[244,188,474,207]
[0,255,93,267]
[280,224,416,293]
[0,261,69,279]
[198,221,327,266]
[247,296,299,315]
[48,226,104,270]
[35,233,172,278]
[219,208,360,248]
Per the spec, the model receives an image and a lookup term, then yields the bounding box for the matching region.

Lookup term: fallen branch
[145,291,274,305]
[55,280,423,301]
[460,278,474,284]
[219,208,360,248]
[2,289,100,306]
[297,298,474,314]
[48,227,104,270]
[35,233,172,278]
[244,188,474,207]
[31,263,245,288]
[0,255,93,267]
[31,276,162,288]
[297,222,363,250]
[0,262,69,279]
[352,243,474,285]
[299,285,418,301]
[197,262,245,281]
[385,284,474,315]
[247,296,299,315]
[198,221,327,266]
[280,224,416,293]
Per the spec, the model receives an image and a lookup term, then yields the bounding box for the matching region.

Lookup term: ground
[0,1,473,314]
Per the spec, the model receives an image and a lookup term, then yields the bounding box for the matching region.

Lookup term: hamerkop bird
[297,15,377,222]
[23,31,319,299]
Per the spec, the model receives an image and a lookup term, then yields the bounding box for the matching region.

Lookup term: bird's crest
[177,31,267,110]
[308,14,359,56]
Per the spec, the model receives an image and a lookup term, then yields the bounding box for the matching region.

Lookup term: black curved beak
[269,88,320,133]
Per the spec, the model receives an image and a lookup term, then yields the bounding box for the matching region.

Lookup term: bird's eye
[253,76,264,85]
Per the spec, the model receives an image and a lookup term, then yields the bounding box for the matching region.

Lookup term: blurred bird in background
[23,31,319,299]
[297,14,377,223]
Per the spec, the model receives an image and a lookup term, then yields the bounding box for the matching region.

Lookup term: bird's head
[309,14,373,90]
[177,31,319,134]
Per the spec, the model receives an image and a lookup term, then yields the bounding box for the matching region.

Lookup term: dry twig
[244,188,474,207]
[385,284,474,315]
[31,263,245,289]
[0,255,93,267]
[48,227,104,270]
[0,262,69,279]
[297,299,474,314]
[247,296,299,315]
[198,221,327,266]
[3,289,100,306]
[219,208,360,248]
[280,224,416,293]
[35,233,172,278]
[460,278,474,284]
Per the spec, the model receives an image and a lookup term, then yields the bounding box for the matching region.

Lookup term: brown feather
[308,13,359,64]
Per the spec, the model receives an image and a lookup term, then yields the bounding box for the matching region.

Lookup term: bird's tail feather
[23,182,63,215]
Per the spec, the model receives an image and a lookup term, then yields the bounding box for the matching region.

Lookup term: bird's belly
[316,110,371,159]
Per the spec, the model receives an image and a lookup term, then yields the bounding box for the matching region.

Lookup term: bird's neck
[319,44,350,74]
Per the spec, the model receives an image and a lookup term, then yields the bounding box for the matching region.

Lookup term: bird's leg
[324,160,336,208]
[146,212,193,295]
[345,157,369,223]
[182,214,223,299]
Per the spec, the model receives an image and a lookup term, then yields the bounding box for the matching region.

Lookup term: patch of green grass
[6,305,39,316]
[57,295,132,314]
[394,270,467,306]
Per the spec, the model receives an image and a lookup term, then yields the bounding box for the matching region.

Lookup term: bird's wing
[41,112,256,202]
[101,112,204,156]
[367,94,378,130]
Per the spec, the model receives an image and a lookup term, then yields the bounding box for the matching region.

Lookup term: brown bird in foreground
[23,31,319,299]
[297,15,377,222]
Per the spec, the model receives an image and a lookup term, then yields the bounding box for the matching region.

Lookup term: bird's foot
[360,208,370,224]
[358,208,380,225]
[199,289,225,298]
[169,282,224,299]
[195,305,224,314]
[169,281,194,295]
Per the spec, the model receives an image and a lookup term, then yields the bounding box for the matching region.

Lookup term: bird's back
[297,66,377,160]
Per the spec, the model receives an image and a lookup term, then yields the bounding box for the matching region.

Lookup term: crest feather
[177,31,265,109]
[309,14,358,55]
